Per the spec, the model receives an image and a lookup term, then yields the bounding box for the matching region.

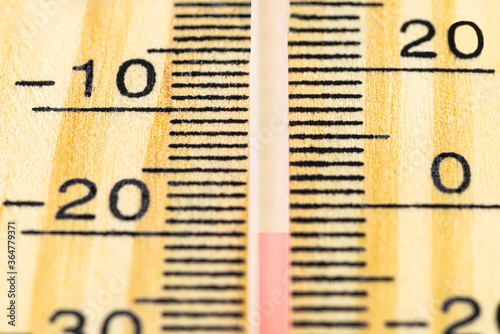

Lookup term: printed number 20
[401,20,484,59]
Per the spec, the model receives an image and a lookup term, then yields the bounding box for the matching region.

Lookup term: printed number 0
[448,21,484,59]
[101,311,141,334]
[431,153,471,194]
[109,179,150,221]
[116,59,156,98]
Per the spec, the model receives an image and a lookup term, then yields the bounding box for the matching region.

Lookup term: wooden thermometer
[1,0,500,334]
[288,0,500,333]
[1,0,250,333]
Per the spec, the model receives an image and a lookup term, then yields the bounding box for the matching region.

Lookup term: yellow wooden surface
[289,0,500,333]
[0,0,250,333]
[1,0,500,333]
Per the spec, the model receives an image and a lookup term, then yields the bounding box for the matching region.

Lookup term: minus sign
[386,321,429,328]
[4,201,45,207]
[15,81,55,87]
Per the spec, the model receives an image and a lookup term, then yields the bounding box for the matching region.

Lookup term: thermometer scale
[1,0,500,334]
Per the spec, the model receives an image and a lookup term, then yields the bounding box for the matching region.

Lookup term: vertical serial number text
[6,221,16,327]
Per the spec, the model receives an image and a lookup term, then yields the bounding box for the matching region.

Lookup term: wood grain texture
[0,0,250,333]
[289,0,500,333]
[1,0,500,333]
